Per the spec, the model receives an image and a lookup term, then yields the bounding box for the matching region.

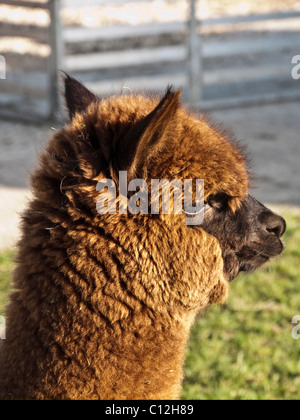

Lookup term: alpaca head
[36,74,285,290]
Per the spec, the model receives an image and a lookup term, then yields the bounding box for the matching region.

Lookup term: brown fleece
[0,78,249,399]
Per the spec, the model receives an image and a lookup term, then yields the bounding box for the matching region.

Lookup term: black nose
[259,211,286,238]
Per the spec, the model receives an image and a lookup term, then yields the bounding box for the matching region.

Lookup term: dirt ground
[0,99,299,250]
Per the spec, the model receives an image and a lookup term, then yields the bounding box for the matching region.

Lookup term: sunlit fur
[0,76,285,399]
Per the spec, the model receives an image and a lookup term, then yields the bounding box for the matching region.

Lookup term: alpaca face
[199,193,286,281]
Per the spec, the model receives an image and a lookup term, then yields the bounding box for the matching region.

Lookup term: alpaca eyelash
[45,224,60,231]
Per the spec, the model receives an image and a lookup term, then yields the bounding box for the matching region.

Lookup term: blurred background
[0,0,300,399]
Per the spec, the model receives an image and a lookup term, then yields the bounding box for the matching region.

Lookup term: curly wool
[0,82,248,399]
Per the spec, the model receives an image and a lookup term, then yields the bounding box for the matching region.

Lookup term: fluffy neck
[0,288,194,399]
[0,208,199,399]
[0,187,227,399]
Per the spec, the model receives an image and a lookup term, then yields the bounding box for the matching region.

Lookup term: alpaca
[0,75,285,399]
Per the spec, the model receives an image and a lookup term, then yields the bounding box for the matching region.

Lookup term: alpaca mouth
[237,238,284,263]
[237,247,282,274]
[238,254,268,272]
[222,237,284,282]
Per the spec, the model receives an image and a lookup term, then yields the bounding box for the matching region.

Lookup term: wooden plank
[64,35,298,73]
[0,0,49,9]
[0,92,50,121]
[0,23,47,41]
[82,63,292,96]
[85,73,187,96]
[200,90,300,110]
[202,10,300,26]
[62,0,142,8]
[204,64,293,85]
[0,82,48,98]
[0,71,48,97]
[0,107,49,122]
[63,21,186,43]
[65,45,187,72]
[202,35,299,58]
[2,53,48,71]
[63,12,300,45]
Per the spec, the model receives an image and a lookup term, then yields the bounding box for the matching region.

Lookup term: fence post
[48,0,63,120]
[187,0,202,107]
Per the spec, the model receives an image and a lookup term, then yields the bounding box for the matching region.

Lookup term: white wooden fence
[0,0,300,121]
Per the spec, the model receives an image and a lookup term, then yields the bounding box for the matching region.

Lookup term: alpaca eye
[207,192,231,212]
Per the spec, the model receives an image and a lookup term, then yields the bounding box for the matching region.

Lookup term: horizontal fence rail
[0,0,300,121]
[0,1,49,9]
[63,22,186,43]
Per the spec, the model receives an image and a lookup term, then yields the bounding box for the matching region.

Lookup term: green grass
[0,212,299,399]
[0,249,15,315]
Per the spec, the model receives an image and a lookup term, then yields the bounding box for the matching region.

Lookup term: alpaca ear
[117,86,181,179]
[63,73,98,120]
